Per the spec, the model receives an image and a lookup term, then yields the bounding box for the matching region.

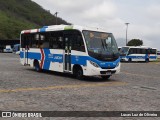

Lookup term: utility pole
[54,12,58,25]
[125,23,129,46]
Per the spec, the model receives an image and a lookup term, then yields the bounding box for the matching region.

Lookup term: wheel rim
[35,63,40,71]
[77,69,82,78]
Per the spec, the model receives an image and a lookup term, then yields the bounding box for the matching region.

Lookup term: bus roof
[21,25,111,34]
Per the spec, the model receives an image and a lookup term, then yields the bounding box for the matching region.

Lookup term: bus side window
[22,34,32,48]
[77,35,85,52]
[137,49,140,54]
[128,48,133,54]
[57,37,63,49]
[21,34,25,48]
[31,34,39,48]
[34,32,50,49]
[49,31,63,49]
[150,49,156,54]
[72,31,85,52]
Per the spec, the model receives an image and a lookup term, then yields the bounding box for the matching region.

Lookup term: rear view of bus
[20,25,120,80]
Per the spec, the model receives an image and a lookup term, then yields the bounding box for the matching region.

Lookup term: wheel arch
[72,64,83,74]
[33,59,39,67]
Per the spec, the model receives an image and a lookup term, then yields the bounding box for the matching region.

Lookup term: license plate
[106,72,111,75]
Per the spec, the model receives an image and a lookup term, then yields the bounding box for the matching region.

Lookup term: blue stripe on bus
[121,55,157,60]
[20,51,120,69]
[126,56,146,59]
[20,52,23,58]
[43,49,51,70]
[71,56,87,65]
[20,52,41,60]
[149,56,157,59]
[28,53,41,60]
[40,28,46,32]
[71,55,120,68]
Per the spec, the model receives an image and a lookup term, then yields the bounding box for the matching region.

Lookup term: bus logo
[54,56,62,60]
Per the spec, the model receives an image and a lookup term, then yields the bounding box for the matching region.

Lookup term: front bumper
[83,61,120,76]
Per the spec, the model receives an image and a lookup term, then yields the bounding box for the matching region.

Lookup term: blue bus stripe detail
[149,56,157,59]
[20,51,23,58]
[28,53,41,60]
[125,55,157,59]
[20,52,41,60]
[71,56,87,66]
[40,28,46,32]
[43,49,51,70]
[21,51,120,69]
[71,55,120,68]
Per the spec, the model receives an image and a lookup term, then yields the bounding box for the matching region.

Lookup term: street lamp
[125,23,129,46]
[54,12,58,25]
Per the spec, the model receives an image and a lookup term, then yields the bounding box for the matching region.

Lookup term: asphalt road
[0,53,160,120]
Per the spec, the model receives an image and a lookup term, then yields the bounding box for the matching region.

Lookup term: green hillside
[0,0,69,39]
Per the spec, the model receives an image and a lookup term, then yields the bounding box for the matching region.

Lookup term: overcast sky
[32,0,160,50]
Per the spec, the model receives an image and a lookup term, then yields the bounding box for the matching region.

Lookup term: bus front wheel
[73,66,83,80]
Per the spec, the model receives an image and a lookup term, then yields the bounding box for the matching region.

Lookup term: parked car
[3,45,12,53]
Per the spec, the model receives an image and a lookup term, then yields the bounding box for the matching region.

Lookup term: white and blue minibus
[20,25,120,79]
[120,46,157,62]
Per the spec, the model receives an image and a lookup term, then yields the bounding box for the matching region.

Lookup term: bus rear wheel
[101,75,111,80]
[128,58,132,62]
[145,58,149,63]
[34,61,41,72]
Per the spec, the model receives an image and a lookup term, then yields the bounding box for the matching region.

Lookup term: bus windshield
[83,30,119,61]
[119,47,129,56]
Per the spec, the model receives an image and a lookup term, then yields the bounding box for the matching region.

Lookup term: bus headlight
[89,61,100,68]
[116,62,120,67]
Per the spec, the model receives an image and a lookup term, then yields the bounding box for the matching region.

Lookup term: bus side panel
[20,48,42,66]
[20,48,65,72]
[127,54,146,61]
[149,54,157,61]
[45,49,64,72]
[70,50,88,71]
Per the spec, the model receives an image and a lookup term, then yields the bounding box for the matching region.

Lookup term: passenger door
[21,34,30,65]
[63,32,72,72]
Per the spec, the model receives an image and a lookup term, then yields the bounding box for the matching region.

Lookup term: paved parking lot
[0,53,160,120]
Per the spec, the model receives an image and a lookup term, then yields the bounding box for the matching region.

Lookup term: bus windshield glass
[83,30,119,61]
[119,47,129,56]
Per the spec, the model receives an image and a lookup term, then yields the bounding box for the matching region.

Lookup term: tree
[127,39,143,46]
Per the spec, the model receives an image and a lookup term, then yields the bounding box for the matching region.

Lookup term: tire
[34,61,41,72]
[73,66,83,80]
[128,58,132,62]
[101,75,111,80]
[145,58,149,63]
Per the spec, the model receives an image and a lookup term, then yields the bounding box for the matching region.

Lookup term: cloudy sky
[32,0,160,50]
